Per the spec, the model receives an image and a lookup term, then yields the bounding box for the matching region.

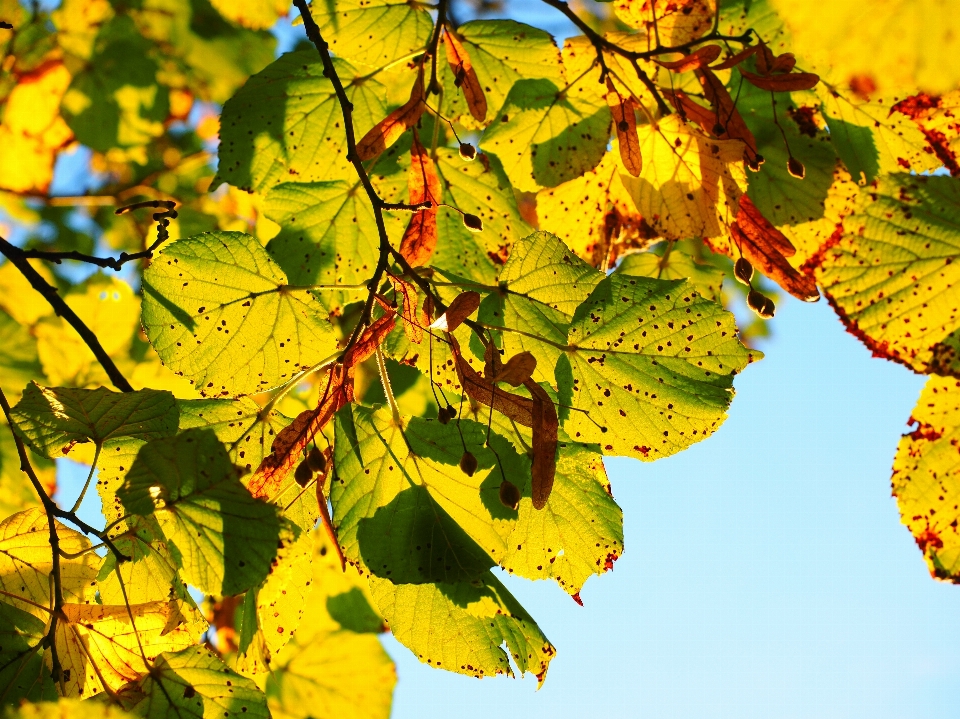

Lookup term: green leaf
[118,428,282,595]
[619,114,747,241]
[122,646,268,719]
[815,174,960,375]
[309,0,433,68]
[480,77,611,192]
[141,231,338,398]
[892,375,960,581]
[265,629,395,719]
[501,440,622,594]
[333,405,522,583]
[177,397,292,474]
[60,15,169,150]
[97,516,187,605]
[369,571,555,685]
[0,309,43,404]
[10,383,177,458]
[559,274,759,460]
[438,19,564,129]
[616,248,725,302]
[479,230,603,387]
[264,180,379,314]
[216,52,387,193]
[0,604,56,704]
[235,525,311,676]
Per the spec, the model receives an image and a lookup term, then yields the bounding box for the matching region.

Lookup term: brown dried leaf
[356,75,425,161]
[250,313,397,497]
[451,337,534,428]
[711,45,759,71]
[691,69,763,170]
[399,130,442,266]
[432,290,481,332]
[523,378,558,510]
[739,68,820,92]
[494,351,538,387]
[654,44,722,72]
[443,28,487,122]
[726,196,820,302]
[606,79,642,177]
[390,275,423,344]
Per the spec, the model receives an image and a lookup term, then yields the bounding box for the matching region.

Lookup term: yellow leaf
[772,0,960,95]
[0,259,57,326]
[0,508,98,621]
[55,597,205,698]
[619,114,747,241]
[209,0,289,30]
[613,0,716,46]
[0,62,73,193]
[892,376,960,582]
[536,149,647,262]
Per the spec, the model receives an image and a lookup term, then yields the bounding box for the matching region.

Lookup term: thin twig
[0,236,133,392]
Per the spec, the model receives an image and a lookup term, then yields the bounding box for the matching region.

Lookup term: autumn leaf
[443,28,487,122]
[606,79,642,177]
[356,74,425,161]
[398,130,442,267]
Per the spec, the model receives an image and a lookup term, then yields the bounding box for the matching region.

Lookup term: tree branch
[0,236,134,392]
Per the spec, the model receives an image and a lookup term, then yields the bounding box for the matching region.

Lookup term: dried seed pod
[617,119,629,132]
[294,460,313,488]
[747,289,766,315]
[499,480,521,510]
[306,446,326,474]
[459,142,476,161]
[759,296,776,318]
[462,213,483,232]
[734,257,754,285]
[445,404,457,419]
[459,450,478,477]
[713,122,726,136]
[437,406,451,424]
[787,156,805,179]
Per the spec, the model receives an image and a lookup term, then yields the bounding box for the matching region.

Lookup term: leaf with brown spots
[713,195,820,302]
[523,378,558,509]
[356,73,425,161]
[893,375,960,582]
[606,79,642,177]
[815,174,960,376]
[398,130,442,267]
[443,28,487,122]
[390,275,423,345]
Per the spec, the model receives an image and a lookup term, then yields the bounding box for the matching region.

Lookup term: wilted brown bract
[443,28,487,122]
[523,378,558,510]
[356,74,425,160]
[606,79,642,177]
[399,130,442,267]
[434,290,481,332]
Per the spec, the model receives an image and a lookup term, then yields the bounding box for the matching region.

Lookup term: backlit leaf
[141,231,338,398]
[619,114,748,241]
[10,383,177,458]
[613,0,716,46]
[0,309,44,403]
[369,571,555,685]
[332,405,523,583]
[815,174,960,375]
[309,0,433,67]
[210,0,288,30]
[4,700,135,719]
[559,274,758,460]
[119,428,282,595]
[121,646,268,719]
[216,52,386,193]
[892,376,960,581]
[615,247,725,302]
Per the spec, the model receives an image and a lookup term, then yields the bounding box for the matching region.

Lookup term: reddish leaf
[727,196,820,302]
[451,337,534,428]
[356,74,425,161]
[655,44,722,72]
[494,351,537,387]
[399,130,442,267]
[711,45,759,71]
[738,68,820,92]
[390,275,423,344]
[769,53,797,74]
[432,290,481,332]
[250,312,398,498]
[443,28,487,122]
[523,378,558,510]
[606,79,642,177]
[675,73,763,170]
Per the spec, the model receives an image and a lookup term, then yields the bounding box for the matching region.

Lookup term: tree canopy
[1,0,959,716]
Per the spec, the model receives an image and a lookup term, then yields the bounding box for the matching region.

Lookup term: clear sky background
[41,1,960,717]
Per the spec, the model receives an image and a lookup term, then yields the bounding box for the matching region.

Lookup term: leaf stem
[70,443,101,514]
